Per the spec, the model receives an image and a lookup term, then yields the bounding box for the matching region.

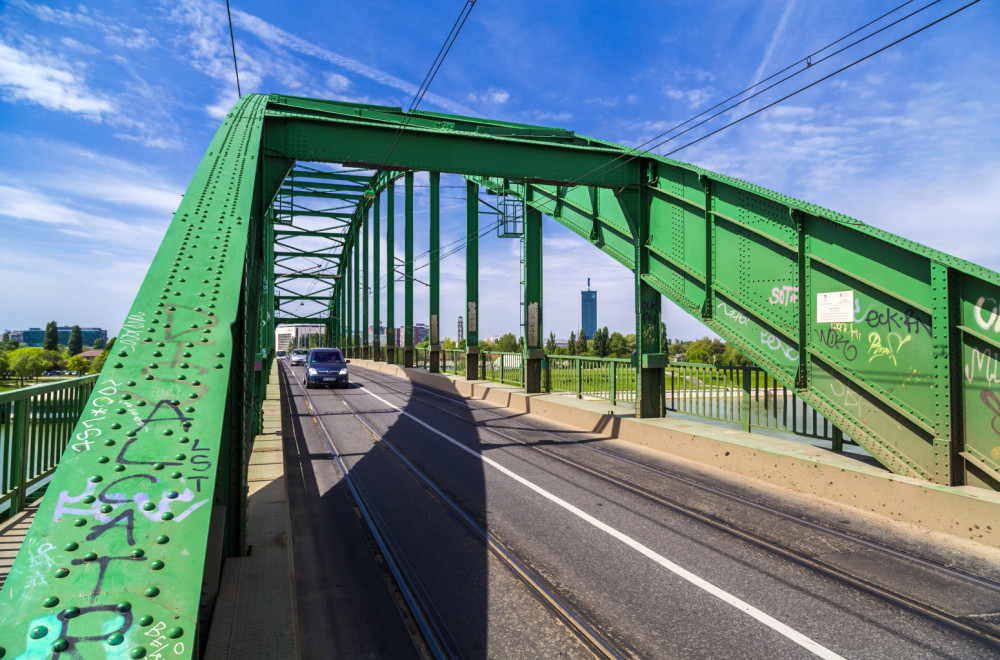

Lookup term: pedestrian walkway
[0,503,40,590]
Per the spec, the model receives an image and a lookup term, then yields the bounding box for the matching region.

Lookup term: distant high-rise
[457,315,464,343]
[581,278,597,339]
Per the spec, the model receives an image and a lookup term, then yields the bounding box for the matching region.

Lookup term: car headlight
[308,368,317,375]
[339,368,348,375]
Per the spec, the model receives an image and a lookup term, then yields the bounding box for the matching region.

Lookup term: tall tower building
[457,315,464,343]
[581,278,597,339]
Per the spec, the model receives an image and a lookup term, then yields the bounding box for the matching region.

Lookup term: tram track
[284,362,629,660]
[352,366,1000,650]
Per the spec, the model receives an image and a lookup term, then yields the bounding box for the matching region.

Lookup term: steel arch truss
[3,93,999,658]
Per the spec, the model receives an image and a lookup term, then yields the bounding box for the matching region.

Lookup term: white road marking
[361,385,845,660]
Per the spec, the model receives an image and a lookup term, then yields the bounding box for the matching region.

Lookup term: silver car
[289,348,309,366]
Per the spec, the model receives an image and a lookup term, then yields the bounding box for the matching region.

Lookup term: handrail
[0,375,98,519]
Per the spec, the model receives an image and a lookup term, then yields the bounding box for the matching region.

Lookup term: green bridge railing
[0,375,98,521]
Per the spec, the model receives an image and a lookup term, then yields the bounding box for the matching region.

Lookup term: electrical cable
[225,0,241,98]
[570,0,969,188]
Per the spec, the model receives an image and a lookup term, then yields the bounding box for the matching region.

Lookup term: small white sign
[430,314,438,344]
[816,291,854,323]
[468,302,477,333]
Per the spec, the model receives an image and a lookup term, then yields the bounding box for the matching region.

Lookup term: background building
[11,326,107,348]
[457,315,464,343]
[581,278,597,340]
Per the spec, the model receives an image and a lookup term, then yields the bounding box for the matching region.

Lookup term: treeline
[1,325,114,387]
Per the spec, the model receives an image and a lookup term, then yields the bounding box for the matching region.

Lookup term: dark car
[304,348,350,388]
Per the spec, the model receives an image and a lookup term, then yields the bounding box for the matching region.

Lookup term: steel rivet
[62,606,80,618]
[64,542,79,551]
[97,456,109,464]
[108,633,125,646]
[132,548,145,558]
[111,422,122,428]
[144,374,154,380]
[145,586,160,597]
[52,640,69,653]
[161,512,174,521]
[104,439,116,446]
[166,626,183,639]
[153,463,164,470]
[162,429,173,436]
[169,472,181,479]
[114,464,125,472]
[54,568,69,578]
[130,646,147,659]
[30,626,48,639]
[150,560,165,570]
[43,596,59,608]
[138,615,154,626]
[116,602,132,613]
[83,552,97,562]
[89,475,103,483]
[72,518,87,527]
[156,535,169,544]
[100,504,113,513]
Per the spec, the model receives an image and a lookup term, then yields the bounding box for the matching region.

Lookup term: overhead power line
[225,0,241,98]
[574,0,978,188]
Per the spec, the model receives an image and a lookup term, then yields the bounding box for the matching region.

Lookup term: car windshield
[292,349,308,355]
[309,351,343,364]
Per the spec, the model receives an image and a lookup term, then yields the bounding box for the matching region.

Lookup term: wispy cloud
[747,0,798,93]
[229,5,478,116]
[0,41,114,118]
[466,87,510,105]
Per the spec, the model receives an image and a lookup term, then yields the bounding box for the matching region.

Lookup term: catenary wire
[225,0,241,98]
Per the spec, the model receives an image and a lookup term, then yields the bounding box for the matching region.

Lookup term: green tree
[43,321,59,351]
[1,331,19,352]
[457,338,467,350]
[567,331,576,356]
[609,331,627,358]
[10,347,48,385]
[720,343,753,367]
[91,336,115,374]
[92,336,105,350]
[576,329,588,356]
[67,355,91,375]
[0,350,9,378]
[443,337,455,350]
[497,332,518,352]
[592,327,611,357]
[517,335,524,351]
[68,325,83,355]
[660,321,668,351]
[545,331,556,354]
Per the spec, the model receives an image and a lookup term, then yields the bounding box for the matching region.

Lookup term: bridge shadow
[281,362,492,658]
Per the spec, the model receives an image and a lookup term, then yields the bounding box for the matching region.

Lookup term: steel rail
[300,369,630,659]
[283,363,457,660]
[354,368,1000,649]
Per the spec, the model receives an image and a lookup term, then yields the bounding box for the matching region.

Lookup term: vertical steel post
[466,180,480,379]
[363,204,369,359]
[373,189,381,361]
[404,172,414,368]
[524,189,544,393]
[742,366,752,433]
[345,247,352,355]
[353,230,360,356]
[617,176,666,418]
[386,180,396,364]
[429,172,441,373]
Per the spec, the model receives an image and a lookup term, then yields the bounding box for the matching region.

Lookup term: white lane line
[360,385,844,660]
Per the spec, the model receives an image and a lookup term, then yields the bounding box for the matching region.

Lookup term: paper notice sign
[816,291,854,323]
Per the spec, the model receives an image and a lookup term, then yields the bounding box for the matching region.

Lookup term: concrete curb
[354,359,1000,549]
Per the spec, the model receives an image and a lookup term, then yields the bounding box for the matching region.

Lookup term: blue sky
[1,0,998,343]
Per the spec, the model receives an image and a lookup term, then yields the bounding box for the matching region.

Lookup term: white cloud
[326,72,351,92]
[466,87,510,105]
[0,41,114,118]
[664,85,714,109]
[106,28,159,50]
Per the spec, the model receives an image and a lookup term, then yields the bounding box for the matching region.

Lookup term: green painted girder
[6,91,1000,659]
[263,95,639,187]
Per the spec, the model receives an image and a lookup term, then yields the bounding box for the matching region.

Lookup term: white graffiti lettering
[974,297,1000,332]
[717,301,749,325]
[769,285,799,306]
[965,346,1000,386]
[760,331,799,362]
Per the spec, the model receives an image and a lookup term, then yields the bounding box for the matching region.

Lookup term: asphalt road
[281,362,1000,659]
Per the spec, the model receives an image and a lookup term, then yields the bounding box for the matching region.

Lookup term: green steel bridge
[1,93,999,657]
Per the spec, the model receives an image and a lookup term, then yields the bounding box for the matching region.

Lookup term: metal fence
[544,355,636,406]
[666,362,850,449]
[358,347,849,451]
[481,351,524,386]
[0,375,98,519]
